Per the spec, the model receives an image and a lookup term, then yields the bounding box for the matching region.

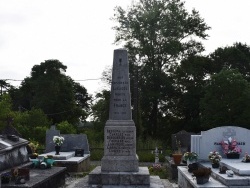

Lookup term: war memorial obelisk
[89,49,149,186]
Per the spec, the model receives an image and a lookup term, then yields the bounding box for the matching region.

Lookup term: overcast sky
[1,0,250,95]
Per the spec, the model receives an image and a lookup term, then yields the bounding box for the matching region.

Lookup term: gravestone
[60,134,90,154]
[171,130,199,153]
[101,48,138,172]
[191,126,250,160]
[45,126,90,154]
[89,49,149,186]
[45,125,60,152]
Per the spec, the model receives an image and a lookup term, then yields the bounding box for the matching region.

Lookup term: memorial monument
[89,49,150,186]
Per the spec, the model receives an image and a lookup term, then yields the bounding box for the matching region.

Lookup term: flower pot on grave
[55,145,61,155]
[196,176,209,184]
[188,162,198,173]
[172,154,183,165]
[212,163,220,168]
[226,153,240,159]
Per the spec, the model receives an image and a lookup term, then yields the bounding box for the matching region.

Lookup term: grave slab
[178,166,227,188]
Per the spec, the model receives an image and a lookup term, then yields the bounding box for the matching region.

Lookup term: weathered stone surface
[101,49,139,173]
[109,49,132,121]
[89,166,150,185]
[0,136,29,171]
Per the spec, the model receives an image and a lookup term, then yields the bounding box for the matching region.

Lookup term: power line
[0,78,102,82]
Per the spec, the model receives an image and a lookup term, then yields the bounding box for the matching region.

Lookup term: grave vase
[172,154,183,165]
[55,145,61,155]
[212,163,219,168]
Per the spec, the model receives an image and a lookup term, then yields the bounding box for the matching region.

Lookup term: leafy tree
[9,59,91,124]
[12,108,51,144]
[57,121,77,134]
[0,80,11,96]
[200,68,250,129]
[209,42,250,81]
[173,55,212,132]
[0,94,12,131]
[112,0,210,137]
[89,90,110,142]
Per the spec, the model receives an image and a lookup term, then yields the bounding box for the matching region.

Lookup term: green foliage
[90,149,104,161]
[148,164,168,179]
[112,0,210,138]
[200,68,250,129]
[0,94,12,131]
[9,59,91,124]
[57,121,77,134]
[12,108,50,143]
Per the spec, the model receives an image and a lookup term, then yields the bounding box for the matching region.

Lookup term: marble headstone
[101,49,139,172]
[191,126,250,160]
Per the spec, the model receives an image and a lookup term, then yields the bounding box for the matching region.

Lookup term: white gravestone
[191,126,250,160]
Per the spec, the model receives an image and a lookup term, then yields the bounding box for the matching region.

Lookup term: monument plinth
[89,49,149,186]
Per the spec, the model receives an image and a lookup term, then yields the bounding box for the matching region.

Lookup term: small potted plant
[221,137,241,159]
[172,137,183,165]
[184,152,198,172]
[208,151,222,168]
[242,152,250,163]
[184,152,198,164]
[192,167,211,184]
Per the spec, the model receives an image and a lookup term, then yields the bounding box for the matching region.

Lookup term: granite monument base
[101,155,139,172]
[88,166,150,186]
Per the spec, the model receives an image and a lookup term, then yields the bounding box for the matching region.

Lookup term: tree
[209,42,250,81]
[0,80,11,96]
[0,94,12,131]
[113,0,210,137]
[200,68,250,129]
[10,59,91,124]
[173,55,212,132]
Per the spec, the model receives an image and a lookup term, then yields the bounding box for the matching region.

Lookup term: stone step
[89,166,150,185]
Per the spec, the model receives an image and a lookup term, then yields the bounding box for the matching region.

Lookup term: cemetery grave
[178,126,250,188]
[0,132,66,188]
[38,125,90,172]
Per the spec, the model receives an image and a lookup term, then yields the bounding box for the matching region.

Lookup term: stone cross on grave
[152,147,161,164]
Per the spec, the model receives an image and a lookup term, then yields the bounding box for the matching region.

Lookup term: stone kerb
[191,126,250,160]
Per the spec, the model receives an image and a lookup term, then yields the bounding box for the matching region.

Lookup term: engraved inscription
[112,74,129,116]
[106,129,134,154]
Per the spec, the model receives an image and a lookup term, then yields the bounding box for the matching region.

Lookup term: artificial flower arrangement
[208,151,222,164]
[184,152,198,162]
[221,137,242,155]
[53,136,64,146]
[242,152,250,163]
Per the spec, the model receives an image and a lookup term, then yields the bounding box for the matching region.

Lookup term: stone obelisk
[89,49,149,186]
[101,48,139,172]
